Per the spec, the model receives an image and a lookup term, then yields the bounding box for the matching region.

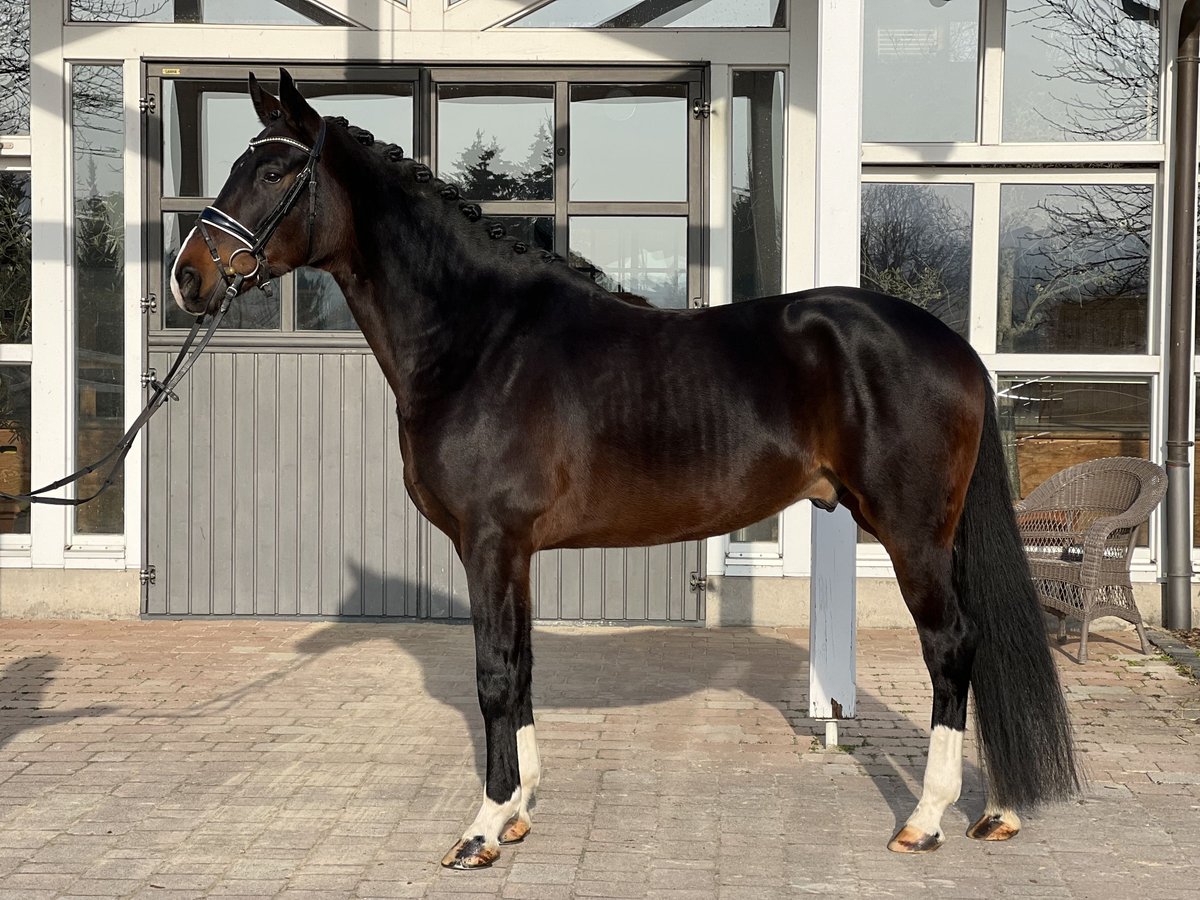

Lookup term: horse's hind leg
[883,543,979,853]
[442,529,535,869]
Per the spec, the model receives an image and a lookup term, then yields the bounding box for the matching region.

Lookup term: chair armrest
[1078,514,1144,585]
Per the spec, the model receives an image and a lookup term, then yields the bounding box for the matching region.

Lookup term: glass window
[164,81,414,198]
[861,182,972,338]
[997,183,1152,354]
[1003,0,1160,143]
[0,364,30,535]
[731,71,784,302]
[163,83,266,199]
[0,171,31,344]
[570,85,687,203]
[997,376,1151,545]
[730,70,785,546]
[296,270,354,332]
[162,213,281,330]
[0,0,29,135]
[511,0,784,28]
[570,217,688,309]
[862,0,980,143]
[69,0,352,25]
[437,85,555,202]
[73,65,125,535]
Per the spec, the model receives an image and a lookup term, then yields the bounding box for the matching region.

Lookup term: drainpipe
[1165,0,1200,631]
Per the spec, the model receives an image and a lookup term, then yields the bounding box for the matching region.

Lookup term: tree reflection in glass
[438,86,554,202]
[1004,0,1159,143]
[998,183,1151,353]
[860,183,972,338]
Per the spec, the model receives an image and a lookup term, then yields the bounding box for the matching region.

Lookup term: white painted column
[808,0,863,721]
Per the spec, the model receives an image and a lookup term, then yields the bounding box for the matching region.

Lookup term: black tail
[953,387,1081,809]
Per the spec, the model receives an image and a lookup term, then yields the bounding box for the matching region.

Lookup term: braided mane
[333,117,563,263]
[328,116,653,307]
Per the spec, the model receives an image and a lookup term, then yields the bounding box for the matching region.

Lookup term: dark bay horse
[172,71,1079,867]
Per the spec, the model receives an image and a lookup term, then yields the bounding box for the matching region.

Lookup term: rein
[0,121,326,509]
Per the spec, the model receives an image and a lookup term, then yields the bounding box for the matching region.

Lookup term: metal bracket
[692,99,711,120]
[690,297,706,309]
[139,94,157,116]
[139,565,156,586]
[689,571,706,593]
[140,368,157,388]
[140,293,157,315]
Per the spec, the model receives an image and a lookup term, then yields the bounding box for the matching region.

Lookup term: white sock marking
[906,725,963,837]
[463,786,521,846]
[517,723,540,801]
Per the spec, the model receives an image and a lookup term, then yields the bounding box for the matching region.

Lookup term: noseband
[196,118,328,306]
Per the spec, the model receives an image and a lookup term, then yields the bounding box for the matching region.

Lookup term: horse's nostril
[178,265,200,299]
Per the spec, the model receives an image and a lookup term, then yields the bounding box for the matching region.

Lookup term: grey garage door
[141,63,706,621]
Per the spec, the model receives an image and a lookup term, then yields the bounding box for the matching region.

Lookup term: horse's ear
[248,73,282,127]
[278,69,321,137]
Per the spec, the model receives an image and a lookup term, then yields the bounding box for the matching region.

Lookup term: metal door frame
[141,60,708,620]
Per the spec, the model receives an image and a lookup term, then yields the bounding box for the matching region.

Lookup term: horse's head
[171,70,343,317]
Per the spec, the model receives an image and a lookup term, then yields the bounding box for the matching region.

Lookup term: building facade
[0,0,1196,629]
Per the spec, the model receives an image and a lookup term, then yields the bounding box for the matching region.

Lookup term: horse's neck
[333,197,513,416]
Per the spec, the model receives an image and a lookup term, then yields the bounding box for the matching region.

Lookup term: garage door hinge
[689,571,706,593]
[139,565,156,586]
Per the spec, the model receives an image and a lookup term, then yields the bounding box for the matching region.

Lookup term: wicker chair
[1014,456,1166,663]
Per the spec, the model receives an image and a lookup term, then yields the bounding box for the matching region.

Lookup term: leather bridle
[197,118,327,305]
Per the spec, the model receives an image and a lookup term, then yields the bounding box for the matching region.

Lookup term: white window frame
[856,168,1164,579]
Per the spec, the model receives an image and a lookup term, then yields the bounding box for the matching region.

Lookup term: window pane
[437,86,554,202]
[1003,0,1160,142]
[0,364,30,535]
[70,0,350,25]
[0,0,29,135]
[861,183,972,339]
[302,85,414,153]
[296,269,354,331]
[73,65,124,534]
[570,217,687,309]
[731,518,779,544]
[570,85,687,203]
[162,213,281,330]
[997,376,1150,544]
[512,0,784,28]
[862,0,980,143]
[164,80,414,199]
[998,184,1151,353]
[0,171,31,344]
[163,82,269,198]
[731,71,784,302]
[730,71,785,546]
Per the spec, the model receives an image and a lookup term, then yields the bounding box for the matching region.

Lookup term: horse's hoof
[441,836,499,869]
[887,825,944,853]
[500,817,530,844]
[966,813,1019,842]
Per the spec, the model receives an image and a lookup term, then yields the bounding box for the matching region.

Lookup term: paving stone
[0,621,1191,897]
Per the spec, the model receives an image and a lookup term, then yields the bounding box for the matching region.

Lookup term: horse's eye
[262,170,283,185]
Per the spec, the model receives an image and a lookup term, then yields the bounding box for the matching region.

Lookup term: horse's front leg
[442,530,535,870]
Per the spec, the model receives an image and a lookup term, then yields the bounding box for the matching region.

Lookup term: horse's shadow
[293,561,988,832]
[0,654,115,749]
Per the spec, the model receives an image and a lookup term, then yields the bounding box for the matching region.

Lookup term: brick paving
[0,619,1193,899]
